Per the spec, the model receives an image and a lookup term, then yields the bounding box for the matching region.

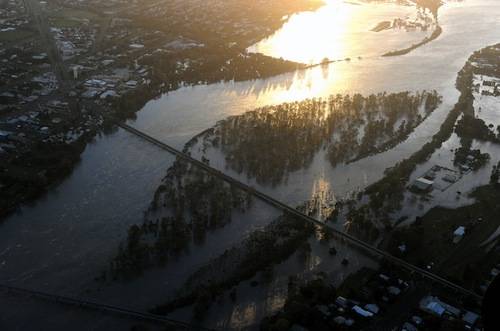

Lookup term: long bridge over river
[0,283,214,330]
[118,123,483,302]
[0,122,483,330]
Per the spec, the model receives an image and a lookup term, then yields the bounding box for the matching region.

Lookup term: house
[0,131,10,142]
[420,296,461,318]
[84,79,106,88]
[424,171,436,180]
[401,322,418,331]
[413,177,434,192]
[81,89,101,99]
[462,311,480,326]
[129,43,145,49]
[335,296,349,308]
[352,305,374,318]
[460,164,470,172]
[387,286,401,296]
[100,90,118,99]
[379,274,391,282]
[424,301,446,316]
[125,80,138,88]
[411,316,423,326]
[316,305,330,317]
[32,53,47,61]
[333,316,346,325]
[453,226,466,243]
[364,304,380,314]
[443,174,458,183]
[289,325,308,331]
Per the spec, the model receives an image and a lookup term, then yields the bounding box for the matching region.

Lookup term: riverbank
[0,0,318,222]
[326,51,471,245]
[382,25,442,57]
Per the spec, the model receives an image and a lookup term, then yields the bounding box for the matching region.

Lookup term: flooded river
[131,0,500,204]
[1,0,500,325]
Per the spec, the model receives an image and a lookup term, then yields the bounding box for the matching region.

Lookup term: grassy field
[0,29,35,42]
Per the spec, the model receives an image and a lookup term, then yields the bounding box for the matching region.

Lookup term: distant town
[1,1,499,331]
[0,0,318,218]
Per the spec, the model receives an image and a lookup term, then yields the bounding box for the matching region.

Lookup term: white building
[352,305,374,318]
[454,226,466,243]
[420,296,461,318]
[413,177,434,192]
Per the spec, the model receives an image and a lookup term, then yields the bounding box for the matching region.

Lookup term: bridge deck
[118,123,483,302]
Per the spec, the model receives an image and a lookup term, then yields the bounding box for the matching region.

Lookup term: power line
[0,284,214,331]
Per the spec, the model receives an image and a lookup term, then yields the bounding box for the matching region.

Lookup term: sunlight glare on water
[248,0,432,64]
[256,0,352,63]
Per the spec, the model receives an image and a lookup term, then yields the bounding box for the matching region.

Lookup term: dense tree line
[384,184,500,293]
[261,276,337,331]
[364,50,476,217]
[139,46,305,86]
[151,212,315,319]
[491,161,500,184]
[453,138,490,171]
[349,43,500,245]
[455,114,500,143]
[207,91,440,185]
[108,159,251,279]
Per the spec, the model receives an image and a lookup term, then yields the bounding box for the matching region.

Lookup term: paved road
[22,0,71,88]
[118,123,483,302]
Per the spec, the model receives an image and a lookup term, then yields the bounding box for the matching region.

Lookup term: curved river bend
[1,0,499,318]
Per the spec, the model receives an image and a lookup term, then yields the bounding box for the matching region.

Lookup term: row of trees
[151,212,315,320]
[453,138,490,171]
[455,114,500,143]
[491,161,500,184]
[109,159,252,279]
[209,91,440,185]
[364,48,477,217]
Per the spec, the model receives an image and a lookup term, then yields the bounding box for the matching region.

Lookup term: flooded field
[0,130,175,294]
[132,0,500,203]
[1,0,500,329]
[249,0,435,64]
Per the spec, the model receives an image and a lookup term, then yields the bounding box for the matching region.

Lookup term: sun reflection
[243,0,437,108]
[255,65,346,106]
[310,176,336,222]
[248,0,431,65]
[252,1,353,64]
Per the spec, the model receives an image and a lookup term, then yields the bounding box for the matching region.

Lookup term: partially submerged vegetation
[382,25,442,57]
[0,0,321,221]
[361,43,500,294]
[107,159,252,279]
[370,44,499,215]
[362,48,475,218]
[384,183,500,292]
[104,43,499,329]
[261,263,482,331]
[200,91,440,185]
[453,138,490,172]
[455,114,500,143]
[151,212,315,320]
[375,0,443,57]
